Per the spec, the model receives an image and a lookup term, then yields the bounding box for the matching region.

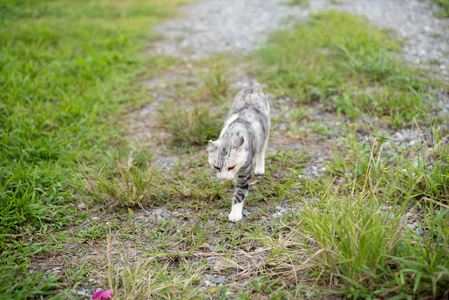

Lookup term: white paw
[254,167,265,175]
[228,211,242,222]
[228,202,243,222]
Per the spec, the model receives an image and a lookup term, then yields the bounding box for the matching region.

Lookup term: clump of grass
[160,104,222,147]
[201,63,231,103]
[283,0,309,7]
[434,0,449,18]
[105,238,205,299]
[300,193,407,297]
[294,122,449,297]
[333,89,423,129]
[85,156,165,208]
[252,11,434,127]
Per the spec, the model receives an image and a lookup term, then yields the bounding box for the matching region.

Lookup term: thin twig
[422,197,449,209]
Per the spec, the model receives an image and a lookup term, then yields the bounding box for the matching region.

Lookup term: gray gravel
[151,0,449,75]
[151,0,329,59]
[337,0,449,74]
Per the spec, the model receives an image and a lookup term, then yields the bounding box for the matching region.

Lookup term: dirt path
[27,2,449,298]
[152,0,449,73]
[135,0,449,173]
[122,0,449,296]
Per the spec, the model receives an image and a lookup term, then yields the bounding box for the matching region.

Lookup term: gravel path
[152,0,449,75]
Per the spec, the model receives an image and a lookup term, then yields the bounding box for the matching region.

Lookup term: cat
[207,83,270,222]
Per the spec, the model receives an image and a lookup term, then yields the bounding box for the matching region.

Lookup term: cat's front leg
[228,202,243,222]
[228,169,252,222]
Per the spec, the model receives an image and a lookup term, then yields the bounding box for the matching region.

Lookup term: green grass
[434,0,449,18]
[2,3,449,299]
[0,0,186,297]
[295,139,449,298]
[282,0,309,7]
[85,157,166,208]
[159,103,222,147]
[252,11,439,128]
[201,61,232,103]
[244,11,449,298]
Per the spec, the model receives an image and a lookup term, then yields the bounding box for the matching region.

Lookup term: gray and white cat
[207,83,270,222]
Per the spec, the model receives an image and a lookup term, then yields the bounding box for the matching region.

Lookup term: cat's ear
[208,140,217,151]
[235,136,244,148]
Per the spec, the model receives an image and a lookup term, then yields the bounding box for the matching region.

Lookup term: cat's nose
[218,173,232,181]
[217,174,227,181]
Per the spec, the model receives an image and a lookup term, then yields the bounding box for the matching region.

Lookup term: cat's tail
[251,82,262,90]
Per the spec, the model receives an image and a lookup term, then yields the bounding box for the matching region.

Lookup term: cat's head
[207,136,248,181]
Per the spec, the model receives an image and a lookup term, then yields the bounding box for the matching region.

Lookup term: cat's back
[228,83,270,118]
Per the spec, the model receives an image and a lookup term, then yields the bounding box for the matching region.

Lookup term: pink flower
[92,289,113,300]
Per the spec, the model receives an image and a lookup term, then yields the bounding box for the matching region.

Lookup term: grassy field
[1,1,449,300]
[0,0,187,298]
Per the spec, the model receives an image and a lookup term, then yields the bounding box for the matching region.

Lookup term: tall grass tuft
[202,63,231,103]
[106,237,205,299]
[85,156,165,208]
[160,104,222,147]
[297,127,449,298]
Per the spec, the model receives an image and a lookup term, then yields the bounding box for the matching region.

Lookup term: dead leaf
[198,243,210,249]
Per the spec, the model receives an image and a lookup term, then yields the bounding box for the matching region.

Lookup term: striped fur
[207,83,270,222]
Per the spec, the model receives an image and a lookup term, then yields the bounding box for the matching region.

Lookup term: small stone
[407,223,417,229]
[206,257,216,264]
[394,132,404,141]
[414,226,424,235]
[272,212,283,218]
[154,207,165,215]
[216,276,227,285]
[401,130,411,140]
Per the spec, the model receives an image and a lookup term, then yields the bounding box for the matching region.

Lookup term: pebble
[414,226,424,236]
[204,280,213,287]
[242,209,251,217]
[216,276,227,285]
[206,257,216,265]
[272,212,284,218]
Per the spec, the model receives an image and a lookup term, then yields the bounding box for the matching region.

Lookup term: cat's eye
[213,166,220,170]
[228,166,236,171]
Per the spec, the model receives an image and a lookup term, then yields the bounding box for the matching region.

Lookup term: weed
[85,156,165,208]
[106,237,205,299]
[201,62,231,103]
[160,103,222,147]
